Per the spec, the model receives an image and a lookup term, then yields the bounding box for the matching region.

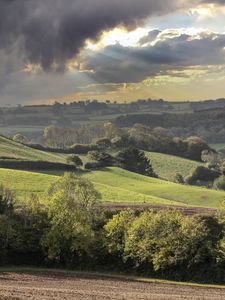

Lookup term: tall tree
[116,147,157,177]
[42,174,101,263]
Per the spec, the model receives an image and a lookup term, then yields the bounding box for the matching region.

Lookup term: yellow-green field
[0,136,66,162]
[0,136,224,209]
[0,135,203,180]
[145,152,203,181]
[0,167,224,208]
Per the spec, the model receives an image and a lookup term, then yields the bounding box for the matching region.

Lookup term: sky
[1,0,225,106]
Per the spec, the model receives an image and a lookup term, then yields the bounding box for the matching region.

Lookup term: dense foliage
[115,109,225,143]
[116,148,157,178]
[41,123,210,162]
[0,177,224,283]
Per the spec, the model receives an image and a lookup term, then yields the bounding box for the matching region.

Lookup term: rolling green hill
[145,152,203,181]
[0,135,223,209]
[0,167,224,208]
[85,167,224,208]
[0,135,66,163]
[0,135,204,181]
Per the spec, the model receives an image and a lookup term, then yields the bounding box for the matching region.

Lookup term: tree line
[0,176,224,283]
[41,123,210,161]
[115,109,225,143]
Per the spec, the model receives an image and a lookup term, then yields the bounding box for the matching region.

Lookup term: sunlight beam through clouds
[1,0,225,105]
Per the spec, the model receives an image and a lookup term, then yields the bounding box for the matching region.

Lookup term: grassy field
[0,168,57,201]
[0,136,224,208]
[85,167,225,208]
[0,135,204,181]
[0,136,66,162]
[0,167,224,208]
[145,151,203,181]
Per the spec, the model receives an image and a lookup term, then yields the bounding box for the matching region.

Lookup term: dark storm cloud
[201,0,225,4]
[0,0,185,71]
[84,31,225,83]
[139,30,161,45]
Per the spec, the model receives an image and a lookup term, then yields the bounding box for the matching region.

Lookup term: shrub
[66,155,83,167]
[69,144,99,154]
[84,162,102,170]
[95,138,112,149]
[213,176,225,191]
[12,133,28,144]
[87,151,114,167]
[185,166,220,185]
[173,173,184,184]
[104,210,135,257]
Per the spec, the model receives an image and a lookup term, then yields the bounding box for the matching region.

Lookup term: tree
[173,173,184,184]
[87,151,114,167]
[124,210,223,273]
[185,166,220,185]
[12,133,28,144]
[124,210,184,271]
[103,122,120,139]
[201,150,223,171]
[95,138,112,149]
[186,136,210,161]
[213,176,225,191]
[0,185,15,215]
[116,147,157,177]
[42,173,101,263]
[66,155,83,168]
[104,210,135,257]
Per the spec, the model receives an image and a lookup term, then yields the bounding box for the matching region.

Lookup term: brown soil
[0,271,224,300]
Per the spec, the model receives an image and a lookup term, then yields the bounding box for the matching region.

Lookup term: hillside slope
[0,167,223,208]
[0,135,204,182]
[85,167,224,208]
[0,136,66,163]
[145,151,203,181]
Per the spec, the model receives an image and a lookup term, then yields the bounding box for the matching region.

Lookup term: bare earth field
[0,272,225,300]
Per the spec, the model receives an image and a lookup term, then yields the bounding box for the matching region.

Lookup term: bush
[66,155,83,167]
[173,173,184,184]
[213,176,225,191]
[69,144,99,154]
[84,162,102,170]
[104,210,135,257]
[12,133,28,144]
[185,166,220,185]
[87,151,114,167]
[95,138,112,149]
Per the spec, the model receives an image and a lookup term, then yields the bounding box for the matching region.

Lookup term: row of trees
[115,109,225,143]
[0,175,225,283]
[85,148,158,178]
[42,123,210,161]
